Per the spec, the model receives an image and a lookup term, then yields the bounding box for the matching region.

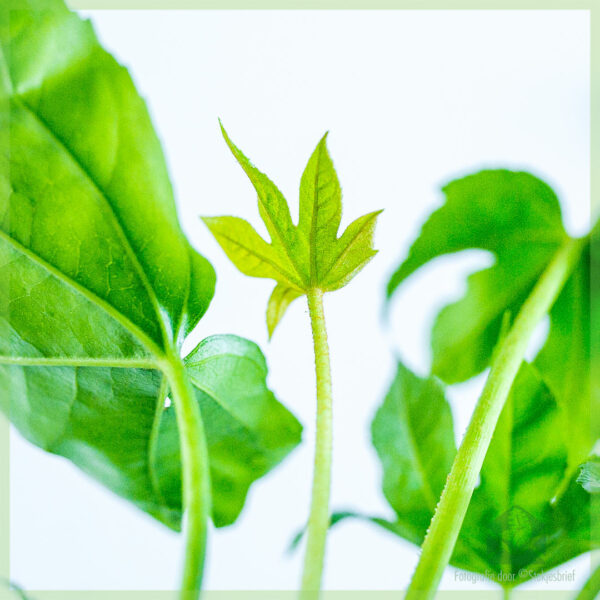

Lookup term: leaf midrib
[323,213,377,281]
[308,141,325,285]
[213,228,303,289]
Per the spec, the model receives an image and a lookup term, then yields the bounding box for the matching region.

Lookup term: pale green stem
[300,288,333,599]
[575,556,600,600]
[503,587,512,600]
[162,349,212,600]
[406,237,585,600]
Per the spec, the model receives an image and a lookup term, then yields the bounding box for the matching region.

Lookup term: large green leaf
[203,125,382,336]
[0,0,301,530]
[352,362,596,587]
[387,170,568,383]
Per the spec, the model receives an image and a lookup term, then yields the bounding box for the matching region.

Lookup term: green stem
[163,349,212,600]
[503,588,512,600]
[406,237,585,600]
[575,557,600,600]
[300,288,333,599]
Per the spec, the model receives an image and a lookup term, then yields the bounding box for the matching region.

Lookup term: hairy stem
[300,288,333,599]
[406,237,585,600]
[163,349,212,600]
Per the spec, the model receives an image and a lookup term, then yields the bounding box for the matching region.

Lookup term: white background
[10,9,591,593]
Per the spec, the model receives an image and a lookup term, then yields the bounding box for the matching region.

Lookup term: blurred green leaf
[535,242,597,483]
[361,362,597,587]
[371,362,456,543]
[578,459,600,494]
[387,170,567,383]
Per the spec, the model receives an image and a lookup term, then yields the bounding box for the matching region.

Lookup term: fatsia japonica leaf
[358,361,596,587]
[0,0,301,530]
[203,125,382,337]
[387,170,568,384]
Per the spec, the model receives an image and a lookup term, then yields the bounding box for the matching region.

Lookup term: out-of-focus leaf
[535,242,598,482]
[371,362,456,539]
[578,459,600,494]
[361,362,596,587]
[387,171,567,383]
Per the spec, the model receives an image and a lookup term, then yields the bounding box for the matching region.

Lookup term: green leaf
[0,0,301,530]
[371,362,456,542]
[201,216,300,286]
[153,335,302,528]
[219,123,307,284]
[321,210,382,290]
[456,363,570,579]
[297,131,342,283]
[366,361,596,586]
[204,126,382,335]
[266,283,302,339]
[0,335,301,530]
[578,459,600,494]
[387,170,568,383]
[535,242,597,483]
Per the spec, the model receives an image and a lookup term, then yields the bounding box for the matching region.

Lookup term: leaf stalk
[162,350,212,600]
[300,288,333,599]
[405,236,586,600]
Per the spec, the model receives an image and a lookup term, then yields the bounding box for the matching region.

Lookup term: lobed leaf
[387,170,567,383]
[206,128,382,334]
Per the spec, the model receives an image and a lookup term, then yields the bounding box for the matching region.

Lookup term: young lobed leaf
[0,0,301,530]
[204,125,382,336]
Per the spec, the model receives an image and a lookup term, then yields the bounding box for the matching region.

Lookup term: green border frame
[1,1,598,598]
